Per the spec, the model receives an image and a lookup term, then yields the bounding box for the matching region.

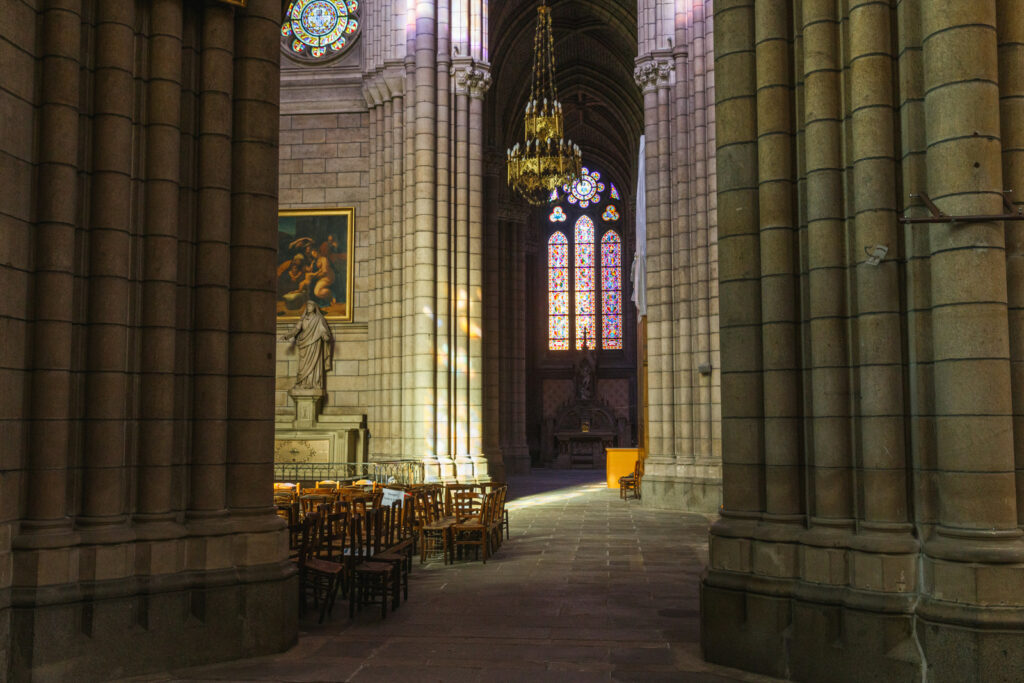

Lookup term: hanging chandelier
[506,2,582,205]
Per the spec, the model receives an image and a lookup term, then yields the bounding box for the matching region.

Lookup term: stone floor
[122,471,781,682]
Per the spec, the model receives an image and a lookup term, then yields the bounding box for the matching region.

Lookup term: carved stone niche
[542,397,628,469]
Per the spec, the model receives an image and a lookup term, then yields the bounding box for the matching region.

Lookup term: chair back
[296,513,321,567]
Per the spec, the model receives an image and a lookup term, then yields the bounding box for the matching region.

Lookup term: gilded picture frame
[277,208,355,322]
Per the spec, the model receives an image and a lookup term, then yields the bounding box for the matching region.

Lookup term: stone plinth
[288,387,324,430]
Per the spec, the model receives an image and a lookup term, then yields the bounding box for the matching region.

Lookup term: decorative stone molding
[633,57,671,92]
[452,60,492,99]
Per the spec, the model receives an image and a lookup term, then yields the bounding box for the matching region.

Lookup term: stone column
[921,0,1020,546]
[452,59,470,475]
[848,0,910,531]
[19,0,82,543]
[434,1,452,463]
[226,3,280,520]
[466,64,490,478]
[707,0,764,521]
[754,0,801,522]
[189,1,234,520]
[802,0,852,526]
[1001,0,1024,524]
[634,57,673,469]
[412,0,438,473]
[136,0,183,534]
[80,0,136,536]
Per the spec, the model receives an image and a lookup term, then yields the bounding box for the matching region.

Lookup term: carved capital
[633,58,671,93]
[452,60,492,99]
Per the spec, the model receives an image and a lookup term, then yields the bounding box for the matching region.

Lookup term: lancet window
[546,168,623,351]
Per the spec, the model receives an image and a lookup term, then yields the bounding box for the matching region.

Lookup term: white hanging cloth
[630,135,648,316]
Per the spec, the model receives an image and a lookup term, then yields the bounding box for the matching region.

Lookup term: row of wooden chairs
[294,499,417,622]
[413,484,509,565]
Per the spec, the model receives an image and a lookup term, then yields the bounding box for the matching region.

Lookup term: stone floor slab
[119,470,782,683]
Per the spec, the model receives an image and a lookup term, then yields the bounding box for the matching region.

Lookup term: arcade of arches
[2,0,1024,680]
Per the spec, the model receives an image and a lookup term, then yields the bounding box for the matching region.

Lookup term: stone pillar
[20,0,83,542]
[452,60,470,475]
[189,1,234,521]
[80,0,136,536]
[412,0,441,476]
[754,0,801,523]
[5,2,295,677]
[1002,0,1024,527]
[802,0,853,527]
[136,0,183,534]
[467,64,490,478]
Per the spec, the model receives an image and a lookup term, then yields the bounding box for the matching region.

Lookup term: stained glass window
[282,0,360,63]
[601,230,623,349]
[548,231,570,350]
[575,216,596,349]
[610,183,621,200]
[563,167,605,209]
[546,167,624,352]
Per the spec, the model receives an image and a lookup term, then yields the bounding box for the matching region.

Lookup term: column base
[8,566,296,681]
[642,474,721,513]
[701,579,922,681]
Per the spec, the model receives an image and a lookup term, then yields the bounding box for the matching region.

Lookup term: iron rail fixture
[900,191,1024,224]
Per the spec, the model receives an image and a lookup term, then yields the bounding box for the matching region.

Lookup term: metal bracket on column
[900,191,1024,224]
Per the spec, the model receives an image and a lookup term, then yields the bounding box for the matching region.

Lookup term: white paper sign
[381,487,406,508]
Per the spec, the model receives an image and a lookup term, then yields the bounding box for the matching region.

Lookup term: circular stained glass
[281,0,360,64]
[563,167,606,209]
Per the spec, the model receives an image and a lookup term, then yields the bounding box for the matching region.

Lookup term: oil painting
[277,208,354,321]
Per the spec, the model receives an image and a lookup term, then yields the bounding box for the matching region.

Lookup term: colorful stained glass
[574,216,595,349]
[549,267,568,292]
[549,189,559,203]
[577,316,597,349]
[602,315,622,348]
[610,183,620,200]
[563,167,606,209]
[282,0,359,63]
[549,206,567,222]
[602,205,619,221]
[602,291,622,315]
[548,231,568,267]
[601,230,622,349]
[549,316,569,350]
[548,232,570,350]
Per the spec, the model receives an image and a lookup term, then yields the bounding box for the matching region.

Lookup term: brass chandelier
[506,2,582,205]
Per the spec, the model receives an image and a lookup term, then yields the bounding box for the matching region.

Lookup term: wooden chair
[419,487,456,564]
[476,481,510,540]
[619,459,642,500]
[348,513,399,618]
[452,491,493,563]
[369,504,411,607]
[295,513,345,623]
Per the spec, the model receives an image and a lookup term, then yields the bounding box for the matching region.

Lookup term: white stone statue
[280,302,334,392]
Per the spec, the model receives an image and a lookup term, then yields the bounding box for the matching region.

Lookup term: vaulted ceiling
[487,0,642,194]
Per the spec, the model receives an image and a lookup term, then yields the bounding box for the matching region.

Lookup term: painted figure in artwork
[280,302,334,391]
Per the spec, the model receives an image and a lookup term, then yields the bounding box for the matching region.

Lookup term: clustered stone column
[360,0,494,480]
[635,0,721,512]
[703,0,1024,680]
[0,1,295,679]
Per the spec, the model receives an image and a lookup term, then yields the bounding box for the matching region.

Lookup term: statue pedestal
[288,387,324,429]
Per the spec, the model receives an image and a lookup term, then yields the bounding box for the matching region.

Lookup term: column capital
[633,55,672,93]
[451,58,492,99]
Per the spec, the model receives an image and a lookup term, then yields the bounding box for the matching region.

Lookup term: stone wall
[703,0,1024,679]
[0,1,296,679]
